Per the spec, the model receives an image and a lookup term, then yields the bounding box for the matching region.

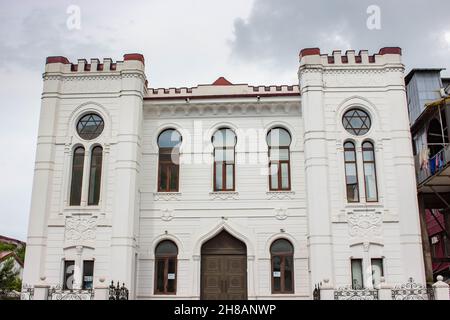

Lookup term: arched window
[158,129,182,192]
[267,128,291,191]
[270,239,294,294]
[70,147,85,206]
[212,128,236,191]
[344,141,359,202]
[154,240,178,294]
[88,146,103,205]
[362,141,378,202]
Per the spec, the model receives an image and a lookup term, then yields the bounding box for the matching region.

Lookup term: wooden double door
[200,230,247,300]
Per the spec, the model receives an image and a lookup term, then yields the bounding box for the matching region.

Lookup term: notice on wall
[273,271,281,278]
[168,273,176,280]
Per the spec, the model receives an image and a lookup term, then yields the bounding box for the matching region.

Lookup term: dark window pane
[158,129,182,148]
[169,165,179,191]
[156,259,165,292]
[271,239,294,254]
[272,256,281,291]
[155,240,178,256]
[70,147,85,206]
[344,143,359,202]
[159,164,168,191]
[88,146,102,205]
[77,113,104,140]
[167,258,176,293]
[284,256,293,292]
[82,261,94,290]
[63,260,75,290]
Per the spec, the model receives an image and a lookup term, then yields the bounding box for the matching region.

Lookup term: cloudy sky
[1,0,450,241]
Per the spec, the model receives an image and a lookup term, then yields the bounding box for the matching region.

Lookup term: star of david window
[77,113,104,140]
[342,109,371,136]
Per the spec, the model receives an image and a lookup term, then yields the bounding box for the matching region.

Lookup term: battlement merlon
[44,53,146,79]
[299,47,403,68]
[42,53,148,95]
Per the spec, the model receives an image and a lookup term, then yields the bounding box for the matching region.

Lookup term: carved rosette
[347,210,382,239]
[65,216,96,242]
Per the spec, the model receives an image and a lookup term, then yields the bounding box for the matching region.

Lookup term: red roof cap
[123,53,145,65]
[212,77,232,85]
[299,48,321,59]
[46,56,70,64]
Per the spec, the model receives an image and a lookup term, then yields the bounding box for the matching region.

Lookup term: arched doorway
[201,230,247,300]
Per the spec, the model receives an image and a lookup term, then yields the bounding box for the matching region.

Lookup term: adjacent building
[406,69,450,282]
[22,47,426,299]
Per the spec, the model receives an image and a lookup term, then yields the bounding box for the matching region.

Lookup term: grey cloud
[0,2,115,70]
[230,0,450,75]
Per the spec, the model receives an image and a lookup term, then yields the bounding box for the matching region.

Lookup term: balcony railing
[415,145,450,185]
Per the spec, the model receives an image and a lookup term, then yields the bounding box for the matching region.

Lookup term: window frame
[63,260,75,290]
[362,141,378,202]
[82,260,94,290]
[87,146,103,206]
[350,258,364,289]
[213,128,236,192]
[344,141,360,203]
[267,128,291,191]
[69,146,85,206]
[157,129,181,193]
[270,239,295,294]
[154,241,178,295]
[370,258,384,287]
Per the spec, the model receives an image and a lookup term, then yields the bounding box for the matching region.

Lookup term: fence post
[94,277,110,300]
[432,275,449,300]
[320,278,335,300]
[33,277,49,300]
[377,277,392,300]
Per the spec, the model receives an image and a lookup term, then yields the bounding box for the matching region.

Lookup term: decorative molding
[144,102,301,119]
[153,192,182,201]
[274,208,288,220]
[160,208,174,221]
[266,191,295,200]
[65,216,96,241]
[209,191,239,200]
[347,209,382,239]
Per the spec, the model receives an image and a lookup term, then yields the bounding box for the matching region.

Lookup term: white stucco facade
[22,48,426,299]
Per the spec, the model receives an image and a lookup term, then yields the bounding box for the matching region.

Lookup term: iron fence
[391,277,435,300]
[47,285,94,300]
[334,286,379,300]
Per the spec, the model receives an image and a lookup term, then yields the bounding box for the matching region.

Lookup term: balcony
[415,145,450,193]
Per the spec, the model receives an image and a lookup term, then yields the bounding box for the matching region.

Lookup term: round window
[342,108,371,136]
[76,113,104,140]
